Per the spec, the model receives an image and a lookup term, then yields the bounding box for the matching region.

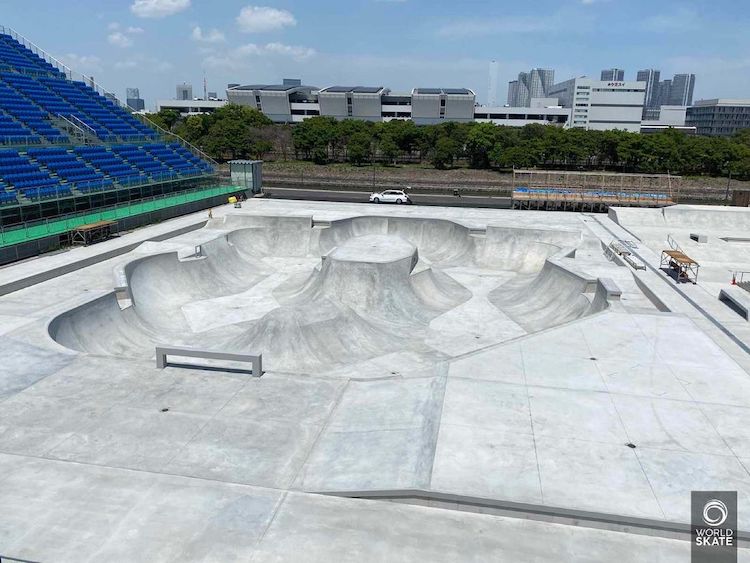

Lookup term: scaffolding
[511,170,679,211]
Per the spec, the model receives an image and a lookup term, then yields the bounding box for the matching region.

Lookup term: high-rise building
[601,68,625,81]
[507,80,519,106]
[126,87,145,111]
[176,83,193,100]
[666,74,695,106]
[507,68,554,107]
[637,71,696,119]
[636,69,661,109]
[657,79,672,107]
[488,60,498,106]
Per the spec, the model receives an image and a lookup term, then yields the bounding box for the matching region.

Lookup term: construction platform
[511,169,678,211]
[1,200,749,561]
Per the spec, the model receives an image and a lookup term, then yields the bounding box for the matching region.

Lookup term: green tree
[292,116,338,163]
[378,134,399,165]
[347,132,372,165]
[431,137,457,169]
[144,108,181,132]
[465,123,498,168]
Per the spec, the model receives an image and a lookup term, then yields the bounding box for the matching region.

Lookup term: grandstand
[0,27,235,263]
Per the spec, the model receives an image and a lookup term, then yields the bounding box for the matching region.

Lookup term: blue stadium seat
[0,33,215,205]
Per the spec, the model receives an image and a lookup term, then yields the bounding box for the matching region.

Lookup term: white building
[156,98,227,115]
[640,106,695,135]
[548,78,646,132]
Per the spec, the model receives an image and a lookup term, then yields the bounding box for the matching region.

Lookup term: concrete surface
[1,198,750,561]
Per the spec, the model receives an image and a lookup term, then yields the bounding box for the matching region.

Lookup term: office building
[601,68,625,81]
[156,98,228,115]
[640,106,695,135]
[488,60,498,106]
[666,74,695,106]
[637,69,661,109]
[507,68,554,107]
[507,81,518,107]
[548,77,646,132]
[686,99,750,136]
[176,83,193,101]
[224,82,568,127]
[126,87,145,111]
[637,71,696,119]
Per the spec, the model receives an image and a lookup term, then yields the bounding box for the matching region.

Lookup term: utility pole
[725,166,733,205]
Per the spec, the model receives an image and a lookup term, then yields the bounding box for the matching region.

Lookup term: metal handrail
[0,25,218,166]
[55,113,86,137]
[67,114,97,137]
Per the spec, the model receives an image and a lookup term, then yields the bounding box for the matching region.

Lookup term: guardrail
[155,345,263,376]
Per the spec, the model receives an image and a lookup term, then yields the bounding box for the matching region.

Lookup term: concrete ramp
[489,253,613,332]
[46,213,621,373]
[479,225,581,273]
[319,216,476,265]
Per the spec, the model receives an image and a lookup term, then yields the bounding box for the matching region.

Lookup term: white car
[369,189,412,204]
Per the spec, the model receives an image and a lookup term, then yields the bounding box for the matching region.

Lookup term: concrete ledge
[320,489,750,545]
[0,219,207,297]
[719,286,750,321]
[155,345,263,376]
[690,233,708,243]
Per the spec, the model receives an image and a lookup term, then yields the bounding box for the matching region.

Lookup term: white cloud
[131,0,190,19]
[236,6,296,33]
[108,31,134,48]
[642,8,698,32]
[264,42,315,59]
[114,60,138,70]
[126,26,145,34]
[191,26,225,44]
[60,53,103,73]
[114,54,173,72]
[204,41,315,69]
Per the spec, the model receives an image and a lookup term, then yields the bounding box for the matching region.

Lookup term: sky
[2,0,749,109]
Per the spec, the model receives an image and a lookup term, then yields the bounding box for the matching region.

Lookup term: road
[263,186,512,209]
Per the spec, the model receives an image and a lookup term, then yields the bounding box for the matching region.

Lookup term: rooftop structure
[600,68,625,81]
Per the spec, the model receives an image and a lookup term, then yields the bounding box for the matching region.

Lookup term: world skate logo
[692,491,737,563]
[703,499,729,527]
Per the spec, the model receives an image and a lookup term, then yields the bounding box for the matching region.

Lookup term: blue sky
[2,0,748,109]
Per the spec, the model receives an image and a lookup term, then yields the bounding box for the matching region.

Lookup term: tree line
[145,105,750,179]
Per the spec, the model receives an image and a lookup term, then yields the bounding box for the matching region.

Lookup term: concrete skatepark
[2,199,750,561]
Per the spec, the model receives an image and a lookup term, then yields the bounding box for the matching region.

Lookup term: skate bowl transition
[48,215,621,374]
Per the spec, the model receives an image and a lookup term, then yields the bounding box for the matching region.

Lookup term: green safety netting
[0,185,240,247]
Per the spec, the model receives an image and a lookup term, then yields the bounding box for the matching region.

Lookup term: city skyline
[1,0,747,108]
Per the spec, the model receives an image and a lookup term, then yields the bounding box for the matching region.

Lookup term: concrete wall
[259,91,292,122]
[352,93,384,121]
[318,92,348,119]
[411,93,440,121]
